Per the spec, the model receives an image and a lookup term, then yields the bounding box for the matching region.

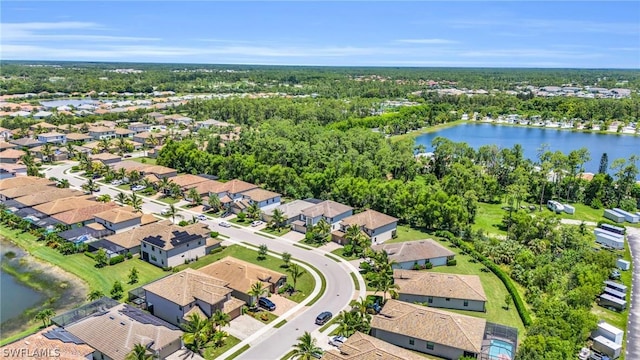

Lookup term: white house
[294,200,353,233]
[140,221,219,268]
[335,209,398,244]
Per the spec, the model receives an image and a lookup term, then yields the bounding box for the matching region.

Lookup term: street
[44,162,366,360]
[625,227,639,360]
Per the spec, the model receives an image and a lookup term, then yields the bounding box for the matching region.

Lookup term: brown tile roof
[212,179,257,195]
[341,209,398,230]
[143,165,176,176]
[241,188,281,202]
[88,126,113,133]
[223,296,246,315]
[86,222,107,231]
[90,152,121,161]
[134,131,165,139]
[104,222,168,250]
[322,332,425,360]
[0,148,26,160]
[15,188,82,207]
[0,326,93,360]
[0,176,52,191]
[190,179,224,195]
[33,195,96,215]
[144,268,232,306]
[0,142,18,150]
[140,213,159,226]
[110,160,148,172]
[65,303,182,360]
[114,128,134,135]
[198,256,286,294]
[52,202,118,225]
[301,200,353,219]
[2,183,56,199]
[30,122,57,129]
[371,240,455,264]
[370,300,486,353]
[394,270,487,301]
[140,221,210,251]
[170,174,210,188]
[182,305,207,321]
[38,131,65,137]
[95,206,141,223]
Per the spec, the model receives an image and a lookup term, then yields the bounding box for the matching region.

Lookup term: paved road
[626,227,639,360]
[44,162,366,360]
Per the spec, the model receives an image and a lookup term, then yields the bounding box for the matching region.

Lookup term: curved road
[44,163,366,360]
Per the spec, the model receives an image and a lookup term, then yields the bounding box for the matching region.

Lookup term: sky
[1,1,639,68]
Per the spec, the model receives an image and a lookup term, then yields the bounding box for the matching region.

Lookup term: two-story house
[335,209,398,244]
[140,221,220,268]
[229,188,281,214]
[94,206,143,233]
[36,131,67,144]
[114,127,135,139]
[293,200,353,234]
[143,268,245,327]
[208,179,258,208]
[88,126,116,140]
[128,122,151,133]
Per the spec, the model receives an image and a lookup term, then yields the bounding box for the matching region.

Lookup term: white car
[329,336,347,347]
[251,220,263,227]
[131,185,145,192]
[161,208,171,216]
[196,215,207,221]
[111,180,123,186]
[219,221,231,228]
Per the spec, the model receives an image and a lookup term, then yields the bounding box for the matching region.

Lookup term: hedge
[84,251,97,259]
[447,234,532,326]
[109,255,125,265]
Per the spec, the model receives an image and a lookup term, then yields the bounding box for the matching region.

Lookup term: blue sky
[1,1,639,68]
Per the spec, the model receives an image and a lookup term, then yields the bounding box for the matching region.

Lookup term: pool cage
[480,322,519,360]
[51,297,119,327]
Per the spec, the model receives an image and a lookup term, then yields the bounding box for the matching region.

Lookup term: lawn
[246,309,278,324]
[472,202,508,236]
[330,247,359,260]
[129,157,157,165]
[0,225,168,295]
[202,334,241,360]
[176,245,315,303]
[158,196,181,205]
[229,217,250,226]
[262,226,291,237]
[555,203,606,223]
[387,224,436,243]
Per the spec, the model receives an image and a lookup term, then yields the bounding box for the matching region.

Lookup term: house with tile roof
[262,199,315,225]
[90,152,122,165]
[64,303,183,360]
[0,326,94,360]
[14,188,82,208]
[0,163,27,179]
[334,209,398,244]
[33,195,97,216]
[140,221,219,268]
[94,206,143,233]
[370,299,486,359]
[143,268,245,327]
[29,122,58,131]
[65,132,93,143]
[188,179,224,197]
[322,332,425,360]
[0,148,26,164]
[90,215,160,256]
[371,239,455,269]
[0,176,54,201]
[198,256,287,306]
[88,126,116,140]
[9,137,43,149]
[393,270,487,312]
[128,122,151,133]
[240,188,281,210]
[52,202,118,228]
[294,200,353,233]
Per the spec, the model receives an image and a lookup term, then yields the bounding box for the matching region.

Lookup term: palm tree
[210,330,228,348]
[247,202,261,220]
[187,188,202,206]
[335,310,369,337]
[128,193,143,212]
[117,167,128,181]
[157,177,172,196]
[168,182,182,199]
[128,170,142,184]
[41,142,54,163]
[182,313,210,355]
[144,136,159,156]
[116,192,128,205]
[58,179,70,188]
[98,138,112,153]
[210,309,230,333]
[34,308,56,328]
[370,272,398,303]
[248,282,268,308]
[65,142,76,159]
[82,178,98,194]
[287,263,305,292]
[125,343,156,360]
[207,195,222,213]
[165,204,182,224]
[269,208,286,231]
[117,137,129,154]
[292,332,323,360]
[86,290,105,301]
[20,151,35,167]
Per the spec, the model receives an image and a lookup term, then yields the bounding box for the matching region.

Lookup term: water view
[415,123,640,176]
[0,270,44,324]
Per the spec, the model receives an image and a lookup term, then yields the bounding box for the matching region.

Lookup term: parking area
[268,294,298,316]
[226,315,265,340]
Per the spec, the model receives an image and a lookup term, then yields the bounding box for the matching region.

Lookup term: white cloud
[396,39,459,44]
[459,49,604,59]
[448,18,639,35]
[1,21,158,42]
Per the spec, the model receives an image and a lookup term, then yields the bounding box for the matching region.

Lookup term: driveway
[226,315,265,340]
[626,227,639,359]
[319,242,342,253]
[269,294,298,316]
[281,231,304,242]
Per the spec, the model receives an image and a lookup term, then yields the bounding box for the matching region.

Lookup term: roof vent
[109,316,115,320]
[120,321,126,326]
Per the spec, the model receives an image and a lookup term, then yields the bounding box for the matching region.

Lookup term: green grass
[387,225,435,243]
[129,157,157,165]
[324,253,341,262]
[0,324,42,346]
[318,317,338,333]
[262,227,292,237]
[472,203,508,236]
[555,203,606,223]
[280,350,296,360]
[202,335,241,360]
[225,344,250,360]
[247,309,278,324]
[229,217,250,226]
[0,225,167,295]
[176,245,314,303]
[330,247,359,260]
[305,262,327,307]
[274,319,287,328]
[293,243,312,250]
[256,232,276,239]
[158,196,181,205]
[350,272,360,291]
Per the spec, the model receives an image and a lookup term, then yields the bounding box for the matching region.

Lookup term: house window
[464,300,469,307]
[143,244,146,248]
[198,240,201,245]
[427,297,433,304]
[409,339,415,346]
[426,342,434,350]
[161,260,164,265]
[445,298,450,301]
[151,245,155,251]
[179,306,182,311]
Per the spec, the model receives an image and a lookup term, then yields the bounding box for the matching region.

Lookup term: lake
[415,123,640,176]
[0,241,44,324]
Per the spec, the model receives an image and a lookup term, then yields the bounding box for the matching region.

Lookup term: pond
[0,270,44,324]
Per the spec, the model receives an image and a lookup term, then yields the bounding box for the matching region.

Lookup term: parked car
[315,311,333,325]
[196,214,207,221]
[202,205,211,212]
[219,221,231,228]
[161,208,171,216]
[258,297,276,311]
[131,185,145,192]
[124,154,132,158]
[610,269,621,280]
[92,174,101,179]
[220,211,231,218]
[251,220,263,227]
[311,351,323,359]
[329,336,347,347]
[111,180,123,186]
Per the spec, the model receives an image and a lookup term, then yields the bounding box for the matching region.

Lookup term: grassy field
[202,334,241,359]
[129,157,157,165]
[176,245,315,303]
[387,225,435,243]
[556,203,606,223]
[0,226,168,295]
[473,203,509,236]
[330,247,359,260]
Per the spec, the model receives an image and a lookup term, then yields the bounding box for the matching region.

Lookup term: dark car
[258,297,276,311]
[315,311,333,325]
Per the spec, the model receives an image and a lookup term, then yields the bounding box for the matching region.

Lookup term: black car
[315,311,332,325]
[258,297,276,311]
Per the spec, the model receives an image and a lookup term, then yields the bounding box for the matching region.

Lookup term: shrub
[162,266,173,271]
[178,220,189,226]
[590,198,603,209]
[71,165,79,171]
[210,231,219,238]
[125,252,133,259]
[109,255,125,265]
[84,251,97,259]
[412,263,421,270]
[446,259,457,266]
[424,262,433,269]
[597,219,620,228]
[210,246,225,254]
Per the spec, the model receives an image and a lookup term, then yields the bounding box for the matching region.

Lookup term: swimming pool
[488,339,514,360]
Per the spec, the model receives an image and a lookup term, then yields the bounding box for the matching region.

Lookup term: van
[315,311,333,325]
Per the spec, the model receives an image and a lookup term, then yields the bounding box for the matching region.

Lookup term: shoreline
[0,237,88,344]
[390,119,469,142]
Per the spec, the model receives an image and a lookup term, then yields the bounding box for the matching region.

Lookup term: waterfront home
[322,332,425,360]
[36,131,67,145]
[140,221,219,268]
[371,239,455,269]
[143,268,245,327]
[393,270,487,312]
[294,200,353,233]
[52,202,118,229]
[14,188,82,208]
[198,256,287,306]
[94,206,143,233]
[0,327,94,359]
[334,209,398,244]
[33,195,97,216]
[89,214,160,256]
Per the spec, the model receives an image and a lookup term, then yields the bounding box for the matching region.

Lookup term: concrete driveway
[269,294,298,316]
[626,226,639,359]
[226,315,265,340]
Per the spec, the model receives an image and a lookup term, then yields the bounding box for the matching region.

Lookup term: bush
[210,231,219,238]
[590,198,603,209]
[71,165,79,171]
[412,263,421,270]
[84,251,97,259]
[446,259,457,266]
[109,255,125,265]
[162,266,173,271]
[424,262,433,269]
[210,246,225,254]
[178,220,189,226]
[597,219,621,228]
[125,252,133,259]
